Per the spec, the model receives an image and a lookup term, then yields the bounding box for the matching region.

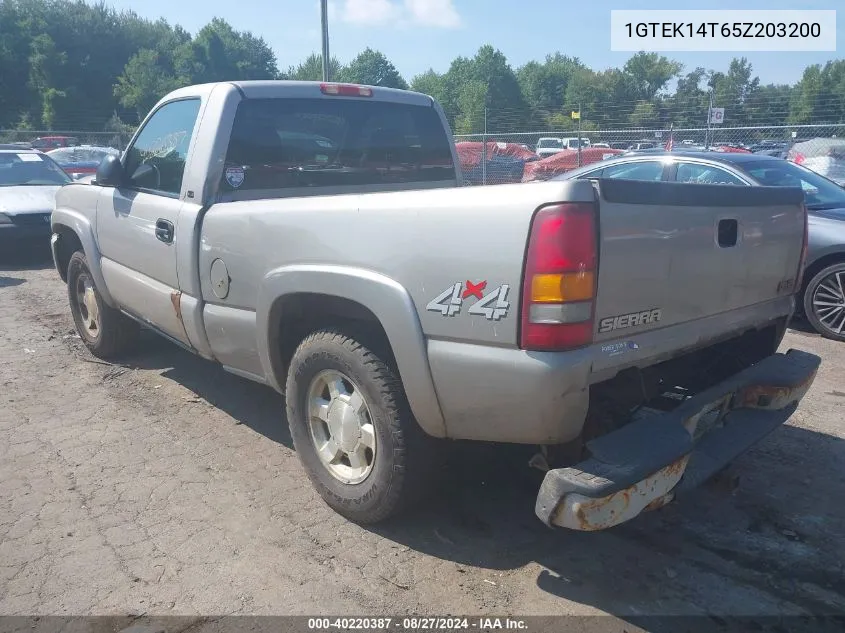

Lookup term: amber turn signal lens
[531,272,595,303]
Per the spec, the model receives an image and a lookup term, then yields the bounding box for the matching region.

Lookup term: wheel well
[802,252,845,295]
[54,225,83,283]
[270,293,396,389]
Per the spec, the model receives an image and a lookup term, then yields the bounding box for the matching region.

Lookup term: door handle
[717,218,738,248]
[155,219,174,244]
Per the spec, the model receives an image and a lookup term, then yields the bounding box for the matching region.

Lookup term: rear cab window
[221,97,456,196]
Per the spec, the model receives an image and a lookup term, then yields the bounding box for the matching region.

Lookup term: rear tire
[67,251,139,359]
[803,262,845,342]
[285,328,435,524]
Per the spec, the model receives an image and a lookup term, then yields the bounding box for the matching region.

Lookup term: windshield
[538,139,562,149]
[0,152,71,186]
[743,160,845,209]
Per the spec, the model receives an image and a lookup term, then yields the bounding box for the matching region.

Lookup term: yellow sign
[571,111,581,120]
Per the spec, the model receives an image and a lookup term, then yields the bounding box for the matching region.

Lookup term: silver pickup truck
[51,81,821,530]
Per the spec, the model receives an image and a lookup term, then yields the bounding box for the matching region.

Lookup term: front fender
[51,203,117,308]
[256,264,447,438]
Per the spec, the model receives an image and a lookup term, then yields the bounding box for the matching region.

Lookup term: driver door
[95,98,202,345]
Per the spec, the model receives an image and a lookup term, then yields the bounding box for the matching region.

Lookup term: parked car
[560,136,590,150]
[712,145,752,154]
[30,136,79,150]
[750,141,789,156]
[535,137,566,158]
[0,147,72,248]
[628,141,656,151]
[454,141,538,185]
[555,150,845,341]
[789,138,845,186]
[0,142,33,150]
[523,147,625,181]
[51,81,818,532]
[592,142,610,149]
[47,146,121,180]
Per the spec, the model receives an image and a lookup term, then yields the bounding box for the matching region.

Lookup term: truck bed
[197,178,806,445]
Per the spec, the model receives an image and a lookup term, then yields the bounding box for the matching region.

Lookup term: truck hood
[0,185,60,216]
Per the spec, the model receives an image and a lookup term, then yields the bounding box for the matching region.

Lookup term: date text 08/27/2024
[307,617,528,630]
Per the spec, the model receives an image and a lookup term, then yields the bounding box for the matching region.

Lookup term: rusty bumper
[535,348,821,531]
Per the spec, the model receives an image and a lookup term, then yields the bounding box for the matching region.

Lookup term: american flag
[665,124,674,151]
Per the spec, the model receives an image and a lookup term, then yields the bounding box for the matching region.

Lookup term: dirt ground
[1,249,844,630]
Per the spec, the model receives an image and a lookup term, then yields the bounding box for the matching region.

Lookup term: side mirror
[95,155,125,187]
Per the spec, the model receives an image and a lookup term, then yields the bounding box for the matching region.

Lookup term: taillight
[320,83,373,97]
[519,202,597,351]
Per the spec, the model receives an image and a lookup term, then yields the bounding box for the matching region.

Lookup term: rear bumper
[535,348,820,531]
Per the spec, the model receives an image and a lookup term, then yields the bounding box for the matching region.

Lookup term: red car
[30,136,79,150]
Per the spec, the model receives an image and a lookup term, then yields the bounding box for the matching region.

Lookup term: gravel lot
[1,249,844,630]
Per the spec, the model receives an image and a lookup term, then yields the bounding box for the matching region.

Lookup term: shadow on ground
[788,317,823,337]
[109,331,845,624]
[0,275,26,288]
[125,330,292,447]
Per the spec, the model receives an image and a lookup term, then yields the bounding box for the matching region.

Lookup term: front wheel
[67,251,139,358]
[285,328,435,524]
[803,262,845,342]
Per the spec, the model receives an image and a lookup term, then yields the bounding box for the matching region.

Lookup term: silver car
[0,147,71,249]
[555,150,845,341]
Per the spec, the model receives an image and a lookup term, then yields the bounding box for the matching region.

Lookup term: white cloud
[326,1,339,21]
[341,0,401,25]
[328,0,461,29]
[403,0,461,28]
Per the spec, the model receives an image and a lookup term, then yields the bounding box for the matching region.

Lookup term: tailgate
[592,179,805,341]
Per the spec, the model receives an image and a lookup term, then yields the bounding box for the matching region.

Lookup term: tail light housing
[519,202,598,351]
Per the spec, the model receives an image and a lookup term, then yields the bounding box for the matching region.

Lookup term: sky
[95,0,842,85]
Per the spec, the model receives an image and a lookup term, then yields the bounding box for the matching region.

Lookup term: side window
[676,162,745,185]
[601,161,664,181]
[579,167,604,179]
[123,98,201,196]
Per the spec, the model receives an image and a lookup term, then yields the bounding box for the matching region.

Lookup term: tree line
[2,0,844,135]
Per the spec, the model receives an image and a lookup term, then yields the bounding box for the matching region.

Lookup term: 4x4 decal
[426,281,511,321]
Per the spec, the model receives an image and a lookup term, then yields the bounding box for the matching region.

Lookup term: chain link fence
[4,122,843,186]
[0,130,130,151]
[454,124,845,186]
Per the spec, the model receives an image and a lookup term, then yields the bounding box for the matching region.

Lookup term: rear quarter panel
[197,179,597,348]
[807,213,845,267]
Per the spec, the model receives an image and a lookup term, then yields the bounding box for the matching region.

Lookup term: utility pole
[577,103,582,167]
[320,0,330,81]
[705,90,713,149]
[481,106,488,186]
